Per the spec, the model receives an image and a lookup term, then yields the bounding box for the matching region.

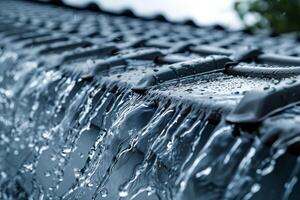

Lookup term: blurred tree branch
[234,0,300,34]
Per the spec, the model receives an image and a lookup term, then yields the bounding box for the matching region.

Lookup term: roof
[1,0,300,199]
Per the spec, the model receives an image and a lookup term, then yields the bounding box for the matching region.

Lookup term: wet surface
[1,1,300,200]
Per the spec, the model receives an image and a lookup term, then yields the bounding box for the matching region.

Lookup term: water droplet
[87,183,94,188]
[44,171,51,177]
[251,183,261,193]
[23,163,34,173]
[119,190,128,197]
[74,168,81,178]
[100,188,108,198]
[79,153,84,158]
[42,131,52,139]
[61,148,72,157]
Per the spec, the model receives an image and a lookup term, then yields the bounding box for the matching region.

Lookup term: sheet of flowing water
[63,91,142,199]
[1,46,300,200]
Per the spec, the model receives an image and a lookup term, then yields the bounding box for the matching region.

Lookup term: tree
[234,0,300,34]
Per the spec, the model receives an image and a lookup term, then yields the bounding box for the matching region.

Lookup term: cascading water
[1,45,300,200]
[1,1,300,199]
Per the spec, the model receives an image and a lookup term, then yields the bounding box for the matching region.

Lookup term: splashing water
[1,44,300,200]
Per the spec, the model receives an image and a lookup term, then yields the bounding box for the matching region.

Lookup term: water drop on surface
[73,168,81,178]
[50,154,57,161]
[87,182,94,188]
[42,131,52,139]
[100,188,108,198]
[0,171,7,179]
[119,190,128,197]
[61,148,72,157]
[23,163,34,173]
[44,171,51,177]
[79,152,84,158]
[251,183,261,193]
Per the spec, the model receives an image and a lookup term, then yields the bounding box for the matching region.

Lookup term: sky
[63,0,242,29]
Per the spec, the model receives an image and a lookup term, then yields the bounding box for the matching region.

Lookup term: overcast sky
[63,0,242,29]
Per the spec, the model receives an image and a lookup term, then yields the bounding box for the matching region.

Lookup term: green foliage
[234,0,300,33]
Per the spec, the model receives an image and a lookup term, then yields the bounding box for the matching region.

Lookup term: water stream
[1,47,300,200]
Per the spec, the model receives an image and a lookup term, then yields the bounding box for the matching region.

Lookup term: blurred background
[47,0,300,34]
